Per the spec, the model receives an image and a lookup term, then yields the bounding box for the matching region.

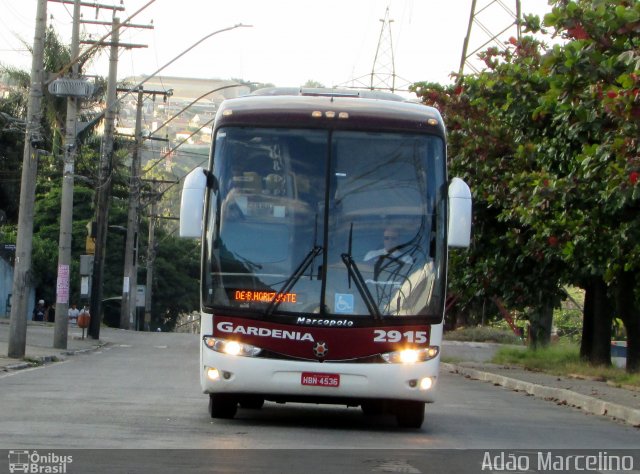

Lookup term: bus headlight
[203,336,262,357]
[381,346,439,364]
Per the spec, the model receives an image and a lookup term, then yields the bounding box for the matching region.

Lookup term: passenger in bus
[222,161,262,220]
[264,172,286,196]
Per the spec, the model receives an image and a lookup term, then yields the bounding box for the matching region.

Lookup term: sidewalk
[0,319,106,371]
[1,321,639,427]
[442,341,640,427]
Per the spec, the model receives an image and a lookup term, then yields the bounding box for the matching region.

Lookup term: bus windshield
[203,127,446,322]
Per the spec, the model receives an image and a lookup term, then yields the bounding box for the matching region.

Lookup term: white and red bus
[179,88,471,428]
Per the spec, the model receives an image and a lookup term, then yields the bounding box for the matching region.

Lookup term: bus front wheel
[209,394,238,419]
[394,401,425,428]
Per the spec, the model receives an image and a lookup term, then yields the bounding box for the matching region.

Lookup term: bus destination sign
[233,290,297,303]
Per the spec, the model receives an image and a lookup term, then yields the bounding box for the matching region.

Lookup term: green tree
[0,68,30,221]
[2,24,202,329]
[1,25,95,217]
[30,141,103,307]
[535,0,640,371]
[150,235,200,331]
[414,34,566,348]
[302,79,325,88]
[414,0,640,372]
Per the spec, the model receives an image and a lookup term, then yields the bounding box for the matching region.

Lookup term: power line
[46,0,153,86]
[142,117,213,176]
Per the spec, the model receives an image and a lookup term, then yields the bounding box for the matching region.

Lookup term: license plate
[301,372,340,387]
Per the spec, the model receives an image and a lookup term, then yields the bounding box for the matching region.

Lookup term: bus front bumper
[200,350,440,403]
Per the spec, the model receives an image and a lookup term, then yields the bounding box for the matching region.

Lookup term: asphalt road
[1,330,639,473]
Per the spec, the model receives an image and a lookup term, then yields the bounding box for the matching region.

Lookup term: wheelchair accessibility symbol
[334,293,354,314]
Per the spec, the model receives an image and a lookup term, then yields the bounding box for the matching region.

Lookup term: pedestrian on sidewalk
[46,303,55,323]
[68,303,80,325]
[32,300,46,321]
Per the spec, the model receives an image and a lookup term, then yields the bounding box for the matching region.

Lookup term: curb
[2,356,58,372]
[442,362,640,427]
[1,343,108,373]
[4,361,32,371]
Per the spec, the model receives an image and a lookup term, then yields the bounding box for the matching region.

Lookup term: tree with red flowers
[537,0,640,371]
[414,0,640,371]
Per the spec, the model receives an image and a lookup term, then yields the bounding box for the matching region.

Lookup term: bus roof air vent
[250,87,406,102]
[300,88,359,98]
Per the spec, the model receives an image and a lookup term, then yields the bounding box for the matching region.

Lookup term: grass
[444,326,524,345]
[22,357,43,366]
[492,342,640,389]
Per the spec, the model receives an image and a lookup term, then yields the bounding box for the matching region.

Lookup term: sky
[0,0,554,93]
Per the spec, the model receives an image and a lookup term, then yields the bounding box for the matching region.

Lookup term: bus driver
[363,226,414,265]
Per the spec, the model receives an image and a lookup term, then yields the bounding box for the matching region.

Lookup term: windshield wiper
[341,223,381,319]
[265,245,323,317]
[341,253,381,319]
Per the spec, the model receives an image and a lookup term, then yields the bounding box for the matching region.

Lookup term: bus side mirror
[180,167,208,238]
[447,177,472,248]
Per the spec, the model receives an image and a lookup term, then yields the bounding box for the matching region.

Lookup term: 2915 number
[373,330,428,343]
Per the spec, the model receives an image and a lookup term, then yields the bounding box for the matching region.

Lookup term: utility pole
[8,0,48,358]
[85,16,151,339]
[84,18,152,339]
[87,23,248,337]
[140,178,176,330]
[120,86,144,330]
[53,0,82,350]
[87,17,120,340]
[120,88,171,330]
[144,192,158,331]
[9,0,143,351]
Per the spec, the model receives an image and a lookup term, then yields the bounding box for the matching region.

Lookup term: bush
[444,326,523,345]
[554,309,582,342]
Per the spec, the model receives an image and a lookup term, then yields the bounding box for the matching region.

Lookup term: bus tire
[209,394,238,419]
[239,396,265,409]
[395,401,425,428]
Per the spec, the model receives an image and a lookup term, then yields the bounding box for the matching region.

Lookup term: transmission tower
[342,7,411,93]
[459,0,522,77]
